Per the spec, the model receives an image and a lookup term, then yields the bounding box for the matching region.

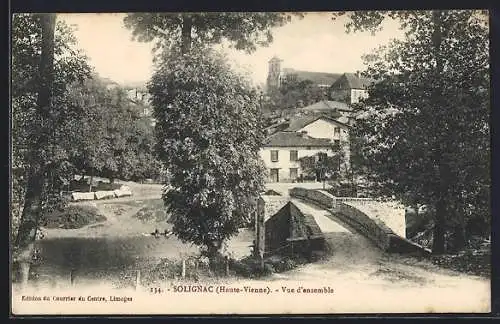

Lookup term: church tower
[266,56,283,93]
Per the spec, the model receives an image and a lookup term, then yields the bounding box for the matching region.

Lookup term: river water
[30,229,253,286]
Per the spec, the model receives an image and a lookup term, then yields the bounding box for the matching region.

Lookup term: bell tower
[266,56,283,93]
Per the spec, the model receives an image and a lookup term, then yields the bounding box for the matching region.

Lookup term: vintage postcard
[10,11,491,315]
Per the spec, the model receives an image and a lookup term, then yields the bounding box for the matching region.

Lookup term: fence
[41,255,232,290]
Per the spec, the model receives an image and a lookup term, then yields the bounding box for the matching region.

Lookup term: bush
[267,256,297,273]
[326,184,357,197]
[134,206,168,222]
[231,256,274,278]
[41,205,106,229]
[142,258,183,284]
[95,182,123,191]
[69,179,122,192]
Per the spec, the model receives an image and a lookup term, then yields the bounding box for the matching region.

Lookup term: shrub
[41,205,106,229]
[95,182,123,191]
[231,256,274,278]
[268,256,297,273]
[134,206,168,222]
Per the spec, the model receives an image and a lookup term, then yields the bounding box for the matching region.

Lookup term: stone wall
[256,195,291,258]
[337,202,392,250]
[289,187,430,254]
[289,187,335,209]
[345,201,406,238]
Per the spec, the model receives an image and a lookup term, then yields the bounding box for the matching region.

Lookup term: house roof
[331,73,374,90]
[282,68,342,86]
[262,131,332,148]
[299,100,352,112]
[284,113,348,132]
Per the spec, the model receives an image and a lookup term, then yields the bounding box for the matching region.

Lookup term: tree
[298,143,344,189]
[12,13,91,283]
[123,12,303,55]
[68,75,114,188]
[148,48,266,267]
[335,10,489,253]
[279,79,328,108]
[70,76,160,185]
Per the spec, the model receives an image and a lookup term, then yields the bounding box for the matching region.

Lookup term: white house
[260,115,350,182]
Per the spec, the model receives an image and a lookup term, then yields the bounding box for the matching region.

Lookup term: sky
[58,12,404,87]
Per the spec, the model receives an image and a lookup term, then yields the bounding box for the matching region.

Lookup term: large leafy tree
[149,48,266,266]
[125,12,299,264]
[124,12,302,55]
[12,13,91,283]
[70,76,160,185]
[335,10,489,253]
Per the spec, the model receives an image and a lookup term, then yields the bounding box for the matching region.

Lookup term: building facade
[329,72,371,104]
[266,57,372,106]
[266,56,341,93]
[260,116,350,182]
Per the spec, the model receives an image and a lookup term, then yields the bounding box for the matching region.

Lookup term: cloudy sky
[58,12,404,86]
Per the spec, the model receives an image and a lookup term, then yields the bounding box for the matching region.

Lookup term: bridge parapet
[342,201,406,238]
[289,187,430,255]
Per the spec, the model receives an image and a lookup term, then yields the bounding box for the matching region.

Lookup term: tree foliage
[298,149,341,182]
[12,14,91,246]
[268,80,327,111]
[124,12,303,55]
[337,10,489,253]
[12,14,160,260]
[69,76,161,184]
[149,48,266,261]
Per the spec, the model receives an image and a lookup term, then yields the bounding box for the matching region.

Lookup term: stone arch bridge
[256,187,431,256]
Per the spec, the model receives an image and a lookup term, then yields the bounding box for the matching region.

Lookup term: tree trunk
[451,201,467,251]
[14,13,56,286]
[181,14,192,54]
[14,168,46,284]
[430,10,447,256]
[432,199,446,254]
[207,241,221,272]
[89,172,93,192]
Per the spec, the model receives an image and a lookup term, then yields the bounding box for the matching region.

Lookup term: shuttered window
[271,150,279,162]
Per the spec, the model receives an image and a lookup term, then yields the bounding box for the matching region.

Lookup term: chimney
[355,71,361,78]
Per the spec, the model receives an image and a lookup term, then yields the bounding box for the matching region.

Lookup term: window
[290,150,298,162]
[270,168,280,182]
[289,168,298,180]
[271,150,279,162]
[318,152,327,162]
[334,139,340,147]
[334,127,340,135]
[334,156,341,171]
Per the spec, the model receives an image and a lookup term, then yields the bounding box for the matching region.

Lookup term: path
[291,199,351,233]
